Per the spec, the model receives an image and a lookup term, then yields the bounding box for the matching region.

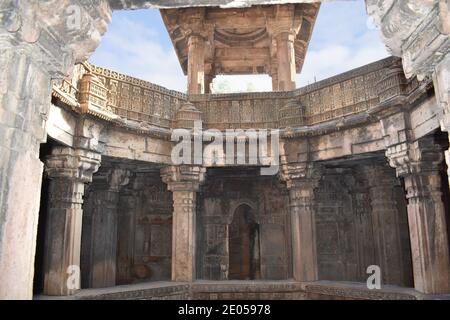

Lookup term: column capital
[161,165,206,192]
[386,137,444,177]
[45,147,101,183]
[280,162,323,190]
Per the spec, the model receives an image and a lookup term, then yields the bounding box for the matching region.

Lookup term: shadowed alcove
[228,204,261,280]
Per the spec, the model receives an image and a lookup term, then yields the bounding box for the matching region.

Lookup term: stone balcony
[52,56,427,135]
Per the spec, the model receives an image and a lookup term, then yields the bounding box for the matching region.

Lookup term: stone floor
[34,280,450,300]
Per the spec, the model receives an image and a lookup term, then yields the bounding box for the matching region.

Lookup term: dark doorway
[33,138,58,295]
[228,204,261,280]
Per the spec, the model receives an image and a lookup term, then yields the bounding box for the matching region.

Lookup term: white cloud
[297,31,389,87]
[90,3,389,93]
[90,13,187,92]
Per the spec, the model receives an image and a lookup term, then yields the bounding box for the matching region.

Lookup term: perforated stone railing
[54,57,421,131]
[89,64,186,129]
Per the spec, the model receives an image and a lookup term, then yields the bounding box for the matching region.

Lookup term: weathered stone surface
[43,147,101,296]
[1,0,450,301]
[161,165,206,281]
[161,4,320,92]
[386,137,450,294]
[362,164,412,286]
[281,160,322,281]
[112,166,173,285]
[198,168,290,281]
[366,1,449,80]
[37,280,434,301]
[0,0,110,299]
[0,49,50,299]
[81,167,130,289]
[435,54,450,188]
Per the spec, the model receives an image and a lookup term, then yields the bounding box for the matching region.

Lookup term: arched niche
[228,204,261,280]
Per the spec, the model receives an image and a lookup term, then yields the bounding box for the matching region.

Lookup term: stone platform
[35,281,450,300]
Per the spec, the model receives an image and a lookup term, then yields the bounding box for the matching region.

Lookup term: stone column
[43,147,101,296]
[161,165,206,282]
[82,168,130,288]
[363,165,408,286]
[0,1,111,299]
[350,173,376,282]
[0,47,51,300]
[275,31,297,92]
[282,163,321,281]
[388,138,450,294]
[187,35,206,95]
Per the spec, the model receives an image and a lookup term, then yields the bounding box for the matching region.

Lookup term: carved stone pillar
[350,172,376,282]
[161,165,206,282]
[363,165,408,286]
[275,31,297,92]
[0,1,111,299]
[281,163,321,281]
[187,35,206,95]
[43,147,101,296]
[387,138,450,294]
[0,48,51,300]
[82,168,130,289]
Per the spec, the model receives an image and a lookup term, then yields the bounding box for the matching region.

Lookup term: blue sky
[90,1,389,93]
